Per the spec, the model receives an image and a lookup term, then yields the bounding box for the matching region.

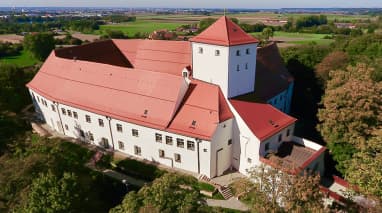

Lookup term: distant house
[335,23,357,29]
[149,29,177,40]
[27,16,325,179]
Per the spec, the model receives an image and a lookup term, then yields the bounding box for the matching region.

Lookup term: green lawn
[98,20,183,37]
[0,50,39,67]
[251,31,333,46]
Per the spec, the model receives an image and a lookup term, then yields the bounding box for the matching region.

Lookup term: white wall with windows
[259,124,295,157]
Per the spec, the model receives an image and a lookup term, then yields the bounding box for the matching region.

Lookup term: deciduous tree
[24,32,55,61]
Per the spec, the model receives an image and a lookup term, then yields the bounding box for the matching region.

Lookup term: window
[278,134,282,142]
[98,119,104,127]
[182,71,188,78]
[174,153,181,162]
[215,50,220,56]
[73,111,78,119]
[67,110,72,117]
[85,115,91,123]
[228,139,232,145]
[274,99,277,104]
[65,124,68,130]
[101,138,109,149]
[37,96,40,103]
[246,48,250,55]
[79,130,85,138]
[159,149,165,158]
[247,158,252,163]
[51,104,56,112]
[198,47,203,54]
[187,141,195,151]
[166,136,173,145]
[116,124,123,132]
[61,108,66,115]
[236,50,241,56]
[236,64,240,71]
[177,138,184,148]
[132,129,139,137]
[245,63,248,70]
[134,146,141,156]
[286,129,290,137]
[118,141,125,150]
[265,143,270,152]
[203,148,208,152]
[89,132,94,141]
[155,133,162,143]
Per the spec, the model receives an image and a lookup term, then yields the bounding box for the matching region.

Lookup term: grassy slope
[0,50,39,67]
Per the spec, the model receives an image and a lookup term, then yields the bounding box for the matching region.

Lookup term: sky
[1,0,381,8]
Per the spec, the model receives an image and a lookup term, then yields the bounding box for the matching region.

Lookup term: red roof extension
[27,53,233,140]
[190,16,259,46]
[112,39,191,76]
[230,100,297,141]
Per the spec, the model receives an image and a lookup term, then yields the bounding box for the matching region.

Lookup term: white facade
[29,88,234,178]
[192,42,258,98]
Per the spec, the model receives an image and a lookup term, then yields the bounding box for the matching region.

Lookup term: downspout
[54,102,66,135]
[196,138,202,174]
[106,116,115,150]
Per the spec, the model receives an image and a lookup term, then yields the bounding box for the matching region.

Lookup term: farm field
[0,50,39,67]
[251,31,333,47]
[0,34,24,44]
[97,20,184,37]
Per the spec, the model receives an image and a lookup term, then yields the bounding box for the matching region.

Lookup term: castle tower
[190,16,259,98]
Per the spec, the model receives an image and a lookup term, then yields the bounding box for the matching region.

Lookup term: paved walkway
[206,197,249,212]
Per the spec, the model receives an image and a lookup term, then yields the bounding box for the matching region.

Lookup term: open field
[97,20,183,37]
[0,50,39,67]
[0,34,24,44]
[251,31,333,47]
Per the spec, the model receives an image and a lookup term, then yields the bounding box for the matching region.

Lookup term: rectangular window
[98,119,104,127]
[236,64,240,71]
[166,136,173,145]
[177,138,184,148]
[278,134,282,142]
[132,129,139,137]
[85,115,91,123]
[51,104,56,112]
[246,48,250,55]
[247,158,252,163]
[159,149,165,158]
[37,96,40,103]
[67,110,72,117]
[118,141,125,150]
[155,133,162,143]
[245,63,248,70]
[65,124,68,130]
[134,146,141,156]
[286,129,290,137]
[101,138,109,149]
[187,141,195,151]
[174,153,181,163]
[116,124,123,132]
[198,47,203,54]
[228,139,232,145]
[236,50,241,56]
[61,108,66,115]
[89,132,94,141]
[73,111,78,119]
[215,50,220,56]
[265,143,270,152]
[79,130,85,138]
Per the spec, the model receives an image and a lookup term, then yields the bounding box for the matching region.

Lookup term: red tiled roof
[230,100,297,141]
[190,16,259,46]
[27,53,233,140]
[112,39,191,76]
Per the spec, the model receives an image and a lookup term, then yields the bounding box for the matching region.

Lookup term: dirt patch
[71,33,100,42]
[0,34,24,43]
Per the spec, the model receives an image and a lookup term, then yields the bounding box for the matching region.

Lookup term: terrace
[261,136,326,175]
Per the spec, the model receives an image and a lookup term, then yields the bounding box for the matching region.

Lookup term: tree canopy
[24,32,55,61]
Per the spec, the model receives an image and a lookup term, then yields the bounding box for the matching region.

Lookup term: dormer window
[191,120,197,128]
[215,50,220,56]
[246,48,250,55]
[182,70,188,78]
[236,50,241,56]
[198,47,203,54]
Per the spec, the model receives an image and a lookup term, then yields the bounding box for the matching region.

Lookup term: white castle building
[27,16,325,178]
